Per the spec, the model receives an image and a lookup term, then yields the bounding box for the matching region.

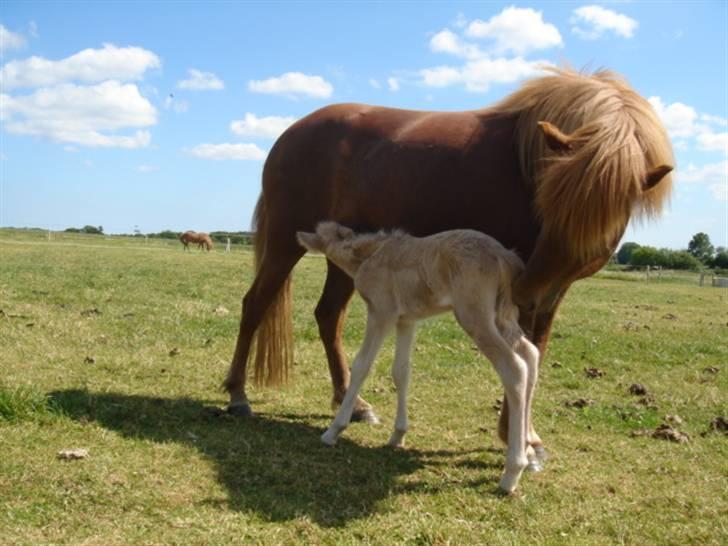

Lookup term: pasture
[1,229,726,545]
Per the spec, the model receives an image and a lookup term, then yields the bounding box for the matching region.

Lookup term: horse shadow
[48,389,503,527]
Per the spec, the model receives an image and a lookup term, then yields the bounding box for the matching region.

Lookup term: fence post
[226,238,231,253]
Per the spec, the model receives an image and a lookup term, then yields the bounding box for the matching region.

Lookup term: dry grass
[1,229,726,545]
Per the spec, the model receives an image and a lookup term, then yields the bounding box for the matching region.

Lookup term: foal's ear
[296,231,324,253]
[643,164,673,192]
[538,121,573,152]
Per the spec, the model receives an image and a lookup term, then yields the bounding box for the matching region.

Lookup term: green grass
[1,229,726,545]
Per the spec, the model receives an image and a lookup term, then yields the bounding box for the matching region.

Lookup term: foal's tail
[250,197,294,386]
[495,250,526,341]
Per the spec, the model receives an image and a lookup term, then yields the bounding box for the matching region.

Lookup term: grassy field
[1,229,726,545]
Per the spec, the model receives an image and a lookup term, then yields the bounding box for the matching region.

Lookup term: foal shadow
[48,389,502,526]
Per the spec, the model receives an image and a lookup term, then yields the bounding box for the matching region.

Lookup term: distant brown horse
[223,68,674,453]
[180,231,213,251]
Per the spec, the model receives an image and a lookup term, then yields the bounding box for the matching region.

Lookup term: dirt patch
[565,398,594,408]
[629,383,648,396]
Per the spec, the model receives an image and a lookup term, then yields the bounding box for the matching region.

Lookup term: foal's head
[297,222,391,278]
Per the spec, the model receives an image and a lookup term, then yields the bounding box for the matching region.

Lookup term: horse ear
[296,231,324,253]
[538,121,573,152]
[643,164,673,192]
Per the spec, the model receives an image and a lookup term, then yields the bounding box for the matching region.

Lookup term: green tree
[687,232,714,264]
[617,242,641,264]
[713,247,728,269]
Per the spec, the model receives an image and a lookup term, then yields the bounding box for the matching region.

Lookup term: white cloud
[421,57,550,93]
[648,97,698,138]
[465,7,562,55]
[177,68,224,90]
[164,94,189,113]
[1,81,156,148]
[701,113,728,127]
[697,131,728,154]
[387,77,400,91]
[63,146,78,153]
[28,21,39,39]
[248,72,333,99]
[677,161,728,201]
[0,24,26,54]
[368,78,381,89]
[571,5,638,40]
[189,143,267,161]
[453,13,468,29]
[229,113,296,139]
[649,96,728,155]
[0,44,160,89]
[136,164,158,172]
[430,29,482,60]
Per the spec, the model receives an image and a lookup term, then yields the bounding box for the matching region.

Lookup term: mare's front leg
[388,320,416,448]
[321,310,393,445]
[317,262,379,423]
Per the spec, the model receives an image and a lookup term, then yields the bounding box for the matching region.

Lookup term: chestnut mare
[223,68,674,453]
[180,231,214,251]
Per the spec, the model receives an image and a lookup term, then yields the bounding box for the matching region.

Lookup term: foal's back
[355,230,524,320]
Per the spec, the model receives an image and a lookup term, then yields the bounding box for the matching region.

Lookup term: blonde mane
[493,67,674,260]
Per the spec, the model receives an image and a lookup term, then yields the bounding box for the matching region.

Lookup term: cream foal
[297,222,542,493]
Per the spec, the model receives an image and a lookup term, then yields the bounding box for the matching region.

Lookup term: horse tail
[494,67,673,261]
[250,196,294,386]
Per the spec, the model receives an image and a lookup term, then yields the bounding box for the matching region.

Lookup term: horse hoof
[321,430,338,446]
[351,408,380,424]
[533,445,548,462]
[526,460,544,473]
[227,403,254,417]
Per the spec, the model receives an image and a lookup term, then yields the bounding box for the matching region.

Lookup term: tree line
[63,226,254,246]
[616,232,727,270]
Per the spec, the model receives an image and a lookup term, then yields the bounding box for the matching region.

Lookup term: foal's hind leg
[454,300,528,493]
[499,303,561,463]
[223,243,304,415]
[388,320,416,448]
[514,335,544,471]
[316,262,379,423]
[474,327,529,493]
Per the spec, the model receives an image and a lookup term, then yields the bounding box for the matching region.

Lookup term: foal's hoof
[321,430,338,446]
[351,407,380,424]
[526,460,544,473]
[533,445,548,462]
[227,402,254,417]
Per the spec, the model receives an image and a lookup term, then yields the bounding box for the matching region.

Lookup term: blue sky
[1,1,726,249]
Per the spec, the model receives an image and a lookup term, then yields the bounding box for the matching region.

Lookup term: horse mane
[492,67,674,260]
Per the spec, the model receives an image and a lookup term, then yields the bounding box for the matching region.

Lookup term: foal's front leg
[321,311,393,446]
[388,320,416,448]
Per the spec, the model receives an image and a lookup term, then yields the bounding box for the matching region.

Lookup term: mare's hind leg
[321,310,394,445]
[223,241,304,415]
[316,261,379,423]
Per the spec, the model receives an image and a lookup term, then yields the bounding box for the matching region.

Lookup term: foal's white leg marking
[388,320,416,448]
[490,346,529,493]
[321,311,393,446]
[515,335,545,471]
